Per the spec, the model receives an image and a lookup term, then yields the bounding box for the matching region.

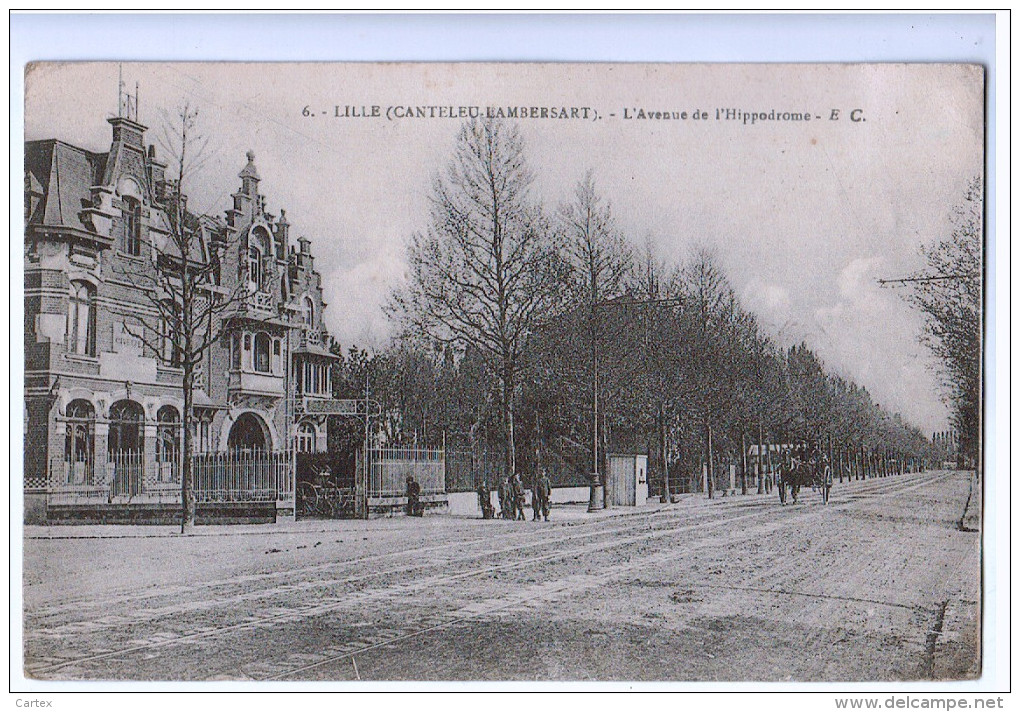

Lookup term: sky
[22,61,985,435]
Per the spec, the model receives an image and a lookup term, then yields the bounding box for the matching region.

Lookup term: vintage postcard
[20,62,985,685]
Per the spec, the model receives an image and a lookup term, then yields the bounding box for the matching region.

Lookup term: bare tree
[903,178,983,468]
[111,104,253,531]
[390,119,567,476]
[558,171,633,493]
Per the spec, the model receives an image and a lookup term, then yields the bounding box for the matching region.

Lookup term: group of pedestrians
[478,470,553,522]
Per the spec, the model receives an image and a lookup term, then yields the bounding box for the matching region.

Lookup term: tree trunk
[705,419,715,499]
[659,403,670,502]
[756,421,764,495]
[505,398,516,478]
[181,366,195,533]
[180,284,195,532]
[742,430,750,491]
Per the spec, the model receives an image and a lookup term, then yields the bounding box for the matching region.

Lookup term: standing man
[477,479,494,519]
[537,468,552,522]
[512,473,527,521]
[498,476,510,519]
[531,472,542,521]
[406,475,422,517]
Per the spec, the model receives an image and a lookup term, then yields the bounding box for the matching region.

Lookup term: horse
[778,458,831,504]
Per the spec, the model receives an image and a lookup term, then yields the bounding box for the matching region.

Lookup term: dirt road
[21,469,980,682]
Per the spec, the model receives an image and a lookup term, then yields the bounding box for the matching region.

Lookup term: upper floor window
[303,296,315,329]
[231,330,282,375]
[254,332,272,373]
[67,281,96,356]
[123,197,142,256]
[161,301,183,367]
[248,227,271,292]
[248,245,263,291]
[300,360,331,395]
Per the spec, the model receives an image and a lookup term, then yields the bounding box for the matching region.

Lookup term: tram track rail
[24,470,955,680]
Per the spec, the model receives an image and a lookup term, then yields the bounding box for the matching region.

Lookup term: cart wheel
[321,486,341,518]
[296,482,318,519]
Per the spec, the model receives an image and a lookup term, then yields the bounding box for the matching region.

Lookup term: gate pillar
[355,448,368,519]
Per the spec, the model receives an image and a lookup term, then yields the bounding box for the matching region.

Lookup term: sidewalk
[21,497,695,540]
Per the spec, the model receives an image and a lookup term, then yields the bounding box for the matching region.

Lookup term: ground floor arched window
[108,400,144,455]
[108,399,144,496]
[228,412,269,452]
[156,405,180,482]
[64,399,95,484]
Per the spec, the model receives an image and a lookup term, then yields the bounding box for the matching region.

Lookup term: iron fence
[46,451,293,505]
[368,447,445,497]
[193,450,293,503]
[445,449,505,493]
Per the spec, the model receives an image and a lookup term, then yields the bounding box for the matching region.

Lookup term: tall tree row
[381,119,947,490]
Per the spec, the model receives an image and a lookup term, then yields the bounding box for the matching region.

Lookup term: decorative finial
[246,150,255,163]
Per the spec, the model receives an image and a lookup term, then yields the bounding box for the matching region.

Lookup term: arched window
[155,406,180,482]
[248,245,263,290]
[303,296,315,328]
[108,400,144,497]
[295,422,316,453]
[254,332,271,373]
[67,281,96,356]
[123,196,142,256]
[248,227,270,292]
[64,399,95,484]
[108,400,144,455]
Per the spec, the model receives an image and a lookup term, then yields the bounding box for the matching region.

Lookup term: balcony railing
[302,328,321,347]
[250,291,275,315]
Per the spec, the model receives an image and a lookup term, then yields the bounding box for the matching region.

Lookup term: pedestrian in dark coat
[477,480,494,519]
[537,469,552,521]
[512,474,527,521]
[498,476,511,519]
[406,475,422,517]
[531,474,542,521]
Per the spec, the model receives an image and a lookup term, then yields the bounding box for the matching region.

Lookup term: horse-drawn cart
[778,458,833,505]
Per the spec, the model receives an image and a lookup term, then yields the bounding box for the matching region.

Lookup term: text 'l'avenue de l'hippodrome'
[310,105,866,125]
